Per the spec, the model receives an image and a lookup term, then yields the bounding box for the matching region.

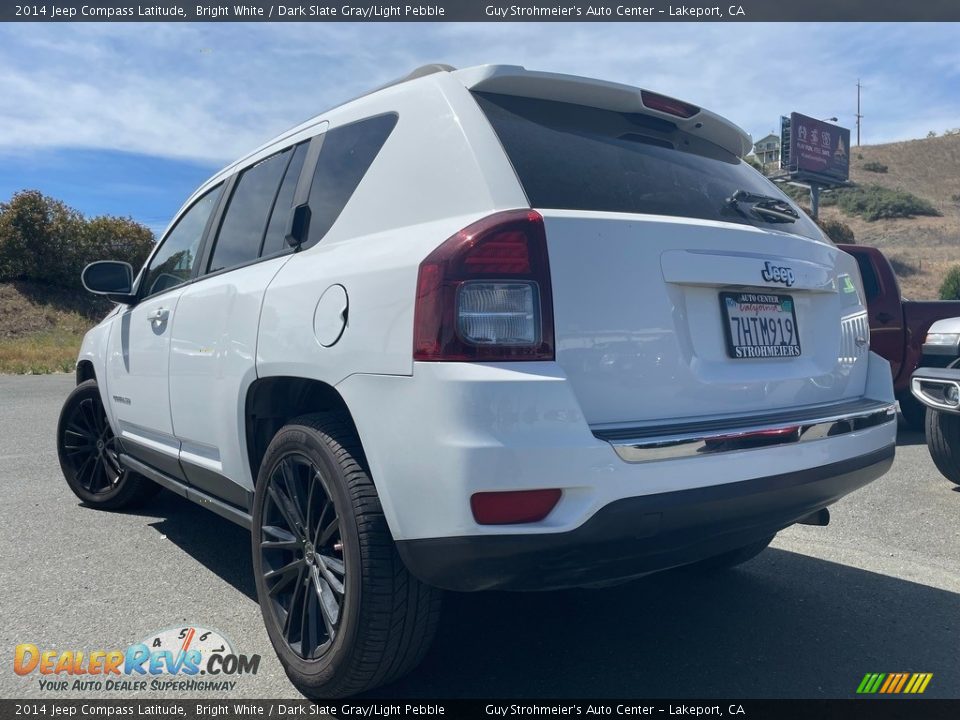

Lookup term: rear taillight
[413,210,555,361]
[640,90,700,119]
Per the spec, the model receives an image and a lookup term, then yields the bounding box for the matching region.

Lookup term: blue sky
[1,22,958,237]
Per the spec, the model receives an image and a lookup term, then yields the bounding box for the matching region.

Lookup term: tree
[940,266,960,300]
[0,190,154,290]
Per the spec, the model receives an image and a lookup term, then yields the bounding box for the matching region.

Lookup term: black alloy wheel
[56,379,159,509]
[251,412,442,698]
[259,453,346,660]
[61,390,124,494]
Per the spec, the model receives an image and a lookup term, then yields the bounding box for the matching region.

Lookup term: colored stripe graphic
[857,673,932,694]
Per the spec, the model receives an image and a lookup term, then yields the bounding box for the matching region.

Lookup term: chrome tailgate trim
[594,399,896,463]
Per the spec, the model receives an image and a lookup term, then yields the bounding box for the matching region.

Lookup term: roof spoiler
[452,65,753,158]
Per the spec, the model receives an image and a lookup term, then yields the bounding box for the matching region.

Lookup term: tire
[56,379,160,510]
[898,392,926,432]
[684,535,775,572]
[251,412,442,698]
[925,409,960,485]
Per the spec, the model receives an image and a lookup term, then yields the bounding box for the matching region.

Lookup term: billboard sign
[784,112,851,182]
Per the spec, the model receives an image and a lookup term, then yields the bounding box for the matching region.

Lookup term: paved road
[1,374,958,699]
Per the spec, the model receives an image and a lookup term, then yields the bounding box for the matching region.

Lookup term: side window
[853,253,880,301]
[261,142,309,258]
[208,149,291,273]
[142,184,222,298]
[304,113,398,247]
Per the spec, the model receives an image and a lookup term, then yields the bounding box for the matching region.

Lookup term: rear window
[474,92,826,242]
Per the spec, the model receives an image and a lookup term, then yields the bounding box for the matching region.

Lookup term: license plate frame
[719,291,802,359]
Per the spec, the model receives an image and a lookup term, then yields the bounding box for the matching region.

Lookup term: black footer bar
[4,699,959,720]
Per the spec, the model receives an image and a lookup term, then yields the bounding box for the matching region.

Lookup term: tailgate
[543,212,869,425]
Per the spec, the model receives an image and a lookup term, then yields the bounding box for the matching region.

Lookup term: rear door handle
[148,308,170,324]
[876,312,894,324]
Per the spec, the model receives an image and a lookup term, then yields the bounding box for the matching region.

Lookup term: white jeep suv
[57,64,897,698]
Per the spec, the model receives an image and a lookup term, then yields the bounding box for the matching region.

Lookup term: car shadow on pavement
[126,491,959,700]
[368,549,960,699]
[136,489,258,601]
[896,416,926,447]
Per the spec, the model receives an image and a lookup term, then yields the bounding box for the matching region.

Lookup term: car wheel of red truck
[925,410,960,486]
[898,392,926,432]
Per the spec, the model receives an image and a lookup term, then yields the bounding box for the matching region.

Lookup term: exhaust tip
[797,508,830,527]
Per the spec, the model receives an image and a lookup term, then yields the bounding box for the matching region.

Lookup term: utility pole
[856,79,863,146]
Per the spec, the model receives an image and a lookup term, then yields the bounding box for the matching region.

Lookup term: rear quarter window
[304,113,398,248]
[474,92,826,243]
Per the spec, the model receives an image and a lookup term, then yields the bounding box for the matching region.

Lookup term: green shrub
[862,161,888,173]
[780,183,810,205]
[833,184,941,222]
[940,266,960,300]
[815,217,855,244]
[0,190,154,290]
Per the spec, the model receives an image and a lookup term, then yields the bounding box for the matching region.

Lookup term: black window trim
[191,134,326,283]
[199,142,303,279]
[131,110,397,299]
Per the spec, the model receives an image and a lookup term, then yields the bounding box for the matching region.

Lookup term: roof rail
[364,63,457,97]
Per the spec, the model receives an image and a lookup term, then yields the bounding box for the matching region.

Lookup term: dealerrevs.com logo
[14,626,260,693]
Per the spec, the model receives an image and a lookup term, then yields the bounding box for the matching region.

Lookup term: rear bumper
[396,445,894,591]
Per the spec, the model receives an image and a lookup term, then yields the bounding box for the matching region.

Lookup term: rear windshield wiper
[725,189,799,224]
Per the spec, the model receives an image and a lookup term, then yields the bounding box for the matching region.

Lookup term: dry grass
[0,327,87,374]
[0,282,108,374]
[819,133,960,299]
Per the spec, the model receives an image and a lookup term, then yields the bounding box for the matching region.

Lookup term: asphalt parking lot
[1,373,958,699]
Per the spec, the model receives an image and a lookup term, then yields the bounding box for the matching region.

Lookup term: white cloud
[0,22,957,164]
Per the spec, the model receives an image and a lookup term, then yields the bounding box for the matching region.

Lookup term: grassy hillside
[817,133,960,299]
[0,282,109,374]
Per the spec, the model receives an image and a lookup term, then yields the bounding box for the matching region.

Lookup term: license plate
[719,291,801,359]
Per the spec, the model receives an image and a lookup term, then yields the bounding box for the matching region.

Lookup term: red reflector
[471,489,562,525]
[640,90,699,119]
[712,426,800,442]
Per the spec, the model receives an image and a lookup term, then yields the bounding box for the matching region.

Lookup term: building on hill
[751,133,781,173]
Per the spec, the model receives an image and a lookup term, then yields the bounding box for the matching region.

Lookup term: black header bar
[3,0,960,22]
